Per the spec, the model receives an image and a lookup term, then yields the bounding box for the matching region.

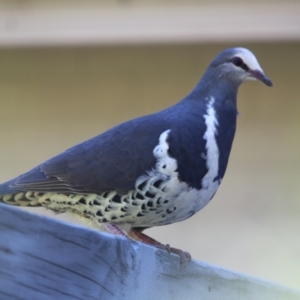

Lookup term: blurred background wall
[0,0,299,290]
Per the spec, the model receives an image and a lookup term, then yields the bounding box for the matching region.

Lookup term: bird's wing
[8,113,170,194]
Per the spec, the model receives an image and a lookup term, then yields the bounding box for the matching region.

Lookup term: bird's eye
[231,57,243,67]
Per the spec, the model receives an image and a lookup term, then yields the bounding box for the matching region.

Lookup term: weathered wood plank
[0,203,299,300]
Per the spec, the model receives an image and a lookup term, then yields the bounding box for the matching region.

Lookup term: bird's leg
[100,223,191,268]
[102,222,129,237]
[128,228,192,268]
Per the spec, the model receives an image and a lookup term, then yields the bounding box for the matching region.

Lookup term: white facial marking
[235,47,263,72]
[202,97,220,188]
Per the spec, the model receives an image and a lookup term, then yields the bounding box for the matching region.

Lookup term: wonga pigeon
[0,47,272,263]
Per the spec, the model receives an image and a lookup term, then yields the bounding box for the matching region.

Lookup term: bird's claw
[165,243,171,254]
[140,240,191,268]
[127,228,192,268]
[163,244,192,269]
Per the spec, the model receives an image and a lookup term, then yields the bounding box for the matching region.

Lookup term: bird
[0,47,272,265]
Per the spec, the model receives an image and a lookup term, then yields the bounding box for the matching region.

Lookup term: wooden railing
[0,203,299,300]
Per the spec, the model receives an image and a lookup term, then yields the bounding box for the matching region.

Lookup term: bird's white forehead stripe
[235,48,263,72]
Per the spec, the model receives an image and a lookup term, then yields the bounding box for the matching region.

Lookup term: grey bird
[0,47,272,264]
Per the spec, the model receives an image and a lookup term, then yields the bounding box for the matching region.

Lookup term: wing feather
[8,113,170,194]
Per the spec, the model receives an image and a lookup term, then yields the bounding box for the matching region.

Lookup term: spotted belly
[1,171,219,229]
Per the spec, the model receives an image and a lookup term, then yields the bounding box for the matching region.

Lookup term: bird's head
[210,47,273,87]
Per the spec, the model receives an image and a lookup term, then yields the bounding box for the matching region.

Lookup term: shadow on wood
[0,203,299,300]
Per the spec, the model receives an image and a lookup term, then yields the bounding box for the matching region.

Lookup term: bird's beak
[249,70,273,87]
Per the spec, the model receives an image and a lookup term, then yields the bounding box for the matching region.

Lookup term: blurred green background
[0,0,299,291]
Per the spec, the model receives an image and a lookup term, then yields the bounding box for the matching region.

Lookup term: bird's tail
[0,179,42,207]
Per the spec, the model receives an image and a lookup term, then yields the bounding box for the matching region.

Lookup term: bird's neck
[189,68,240,106]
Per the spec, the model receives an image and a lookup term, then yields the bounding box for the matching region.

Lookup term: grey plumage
[0,47,272,233]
